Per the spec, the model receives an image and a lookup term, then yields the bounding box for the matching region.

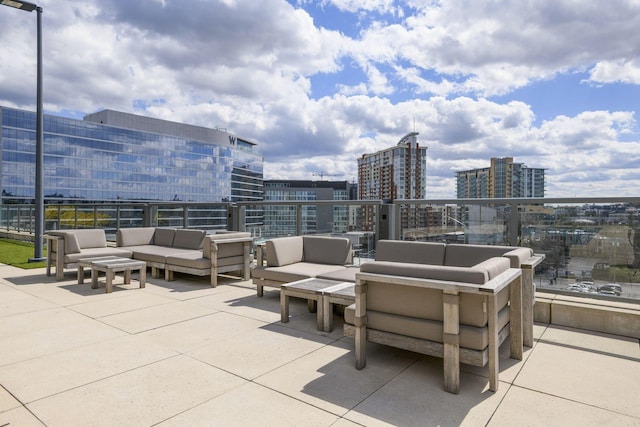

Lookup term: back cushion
[266,236,303,266]
[153,228,176,247]
[65,233,81,254]
[73,229,107,250]
[361,261,489,284]
[503,247,535,268]
[303,236,351,265]
[473,257,510,280]
[445,244,515,267]
[47,231,78,253]
[366,281,510,327]
[375,240,446,265]
[173,229,206,249]
[116,227,155,247]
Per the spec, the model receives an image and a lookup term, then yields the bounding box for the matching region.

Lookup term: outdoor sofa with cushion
[164,232,253,287]
[46,227,254,287]
[45,229,133,280]
[116,227,207,279]
[251,235,353,296]
[343,240,526,394]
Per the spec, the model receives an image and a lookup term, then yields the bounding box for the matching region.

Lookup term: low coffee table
[78,256,146,293]
[281,278,355,331]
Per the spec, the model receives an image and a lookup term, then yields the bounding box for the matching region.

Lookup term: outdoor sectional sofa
[116,227,252,286]
[343,240,536,393]
[250,235,355,297]
[46,227,253,287]
[45,229,134,280]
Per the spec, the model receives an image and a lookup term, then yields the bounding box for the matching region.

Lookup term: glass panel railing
[3,198,638,301]
[396,199,640,301]
[522,203,640,299]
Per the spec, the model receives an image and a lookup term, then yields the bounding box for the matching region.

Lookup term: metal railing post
[508,202,519,246]
[226,205,246,232]
[143,205,157,227]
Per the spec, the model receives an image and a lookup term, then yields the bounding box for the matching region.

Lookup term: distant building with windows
[456,157,545,199]
[261,180,354,237]
[0,106,263,204]
[357,132,427,231]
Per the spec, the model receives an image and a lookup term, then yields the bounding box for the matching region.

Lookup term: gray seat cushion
[165,252,210,269]
[64,247,133,263]
[317,266,359,282]
[127,245,196,264]
[252,263,347,284]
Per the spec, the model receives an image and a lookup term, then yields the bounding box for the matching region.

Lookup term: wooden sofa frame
[344,268,523,394]
[164,236,252,287]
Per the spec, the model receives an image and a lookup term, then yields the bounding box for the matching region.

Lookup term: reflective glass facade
[456,157,545,199]
[1,107,263,203]
[262,180,352,237]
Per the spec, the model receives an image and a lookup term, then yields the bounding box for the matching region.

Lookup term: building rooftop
[1,264,639,426]
[83,109,256,147]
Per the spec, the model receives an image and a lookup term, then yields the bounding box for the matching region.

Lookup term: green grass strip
[0,239,47,269]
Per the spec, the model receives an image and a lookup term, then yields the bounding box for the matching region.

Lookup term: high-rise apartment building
[261,180,353,237]
[0,106,263,204]
[456,157,545,199]
[357,132,427,231]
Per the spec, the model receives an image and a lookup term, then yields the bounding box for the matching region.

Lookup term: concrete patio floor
[1,263,639,427]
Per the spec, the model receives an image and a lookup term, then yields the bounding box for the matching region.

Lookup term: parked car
[567,282,596,293]
[597,284,622,296]
[567,284,589,293]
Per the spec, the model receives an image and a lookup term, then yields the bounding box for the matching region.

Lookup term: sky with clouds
[1,0,639,198]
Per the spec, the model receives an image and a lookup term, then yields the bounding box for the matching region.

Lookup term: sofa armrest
[521,254,545,269]
[44,234,64,279]
[356,267,520,296]
[209,237,253,257]
[256,242,266,266]
[208,236,254,257]
[209,236,253,287]
[519,253,545,348]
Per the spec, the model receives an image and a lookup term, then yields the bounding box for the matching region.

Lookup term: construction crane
[312,171,340,180]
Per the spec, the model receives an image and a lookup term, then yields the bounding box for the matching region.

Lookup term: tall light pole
[1,0,45,261]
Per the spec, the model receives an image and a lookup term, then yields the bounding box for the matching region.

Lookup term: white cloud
[588,60,640,85]
[350,0,640,96]
[1,0,638,200]
[304,0,397,14]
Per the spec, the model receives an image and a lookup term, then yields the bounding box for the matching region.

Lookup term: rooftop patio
[1,264,639,426]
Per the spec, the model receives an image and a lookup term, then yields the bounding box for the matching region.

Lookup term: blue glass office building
[0,106,263,203]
